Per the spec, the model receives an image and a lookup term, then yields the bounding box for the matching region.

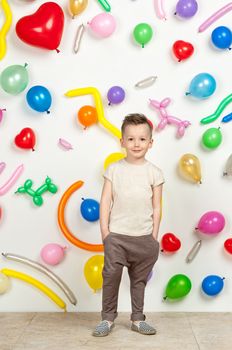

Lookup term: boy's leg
[127,234,160,322]
[101,233,128,322]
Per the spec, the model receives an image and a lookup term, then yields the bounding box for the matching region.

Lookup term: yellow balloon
[69,0,88,18]
[179,154,202,184]
[84,255,104,292]
[0,272,10,294]
[0,0,12,60]
[104,152,126,170]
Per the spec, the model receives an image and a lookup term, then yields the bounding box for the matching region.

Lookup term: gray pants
[101,232,159,322]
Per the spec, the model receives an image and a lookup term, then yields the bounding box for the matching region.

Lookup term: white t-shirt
[104,159,164,237]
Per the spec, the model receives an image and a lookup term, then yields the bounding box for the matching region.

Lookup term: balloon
[107,86,125,105]
[97,0,111,12]
[200,94,232,124]
[1,268,66,310]
[15,176,58,207]
[221,112,232,123]
[0,108,6,123]
[0,272,10,294]
[77,105,98,128]
[161,233,181,252]
[135,76,157,88]
[202,127,222,149]
[224,238,232,254]
[154,0,166,20]
[178,153,201,184]
[186,73,216,99]
[0,0,12,60]
[58,181,103,252]
[175,0,198,18]
[172,40,194,61]
[65,87,121,139]
[80,198,100,222]
[201,275,225,296]
[69,0,88,18]
[164,274,192,300]
[84,255,104,292]
[58,138,73,151]
[0,164,24,196]
[26,85,52,113]
[14,127,36,151]
[88,13,116,38]
[73,24,85,53]
[150,97,191,137]
[223,154,232,176]
[198,3,232,33]
[0,64,28,95]
[211,26,232,50]
[104,152,125,170]
[40,243,66,266]
[0,206,2,221]
[186,240,202,263]
[0,162,6,174]
[133,23,153,48]
[16,2,64,51]
[196,211,225,234]
[2,252,77,305]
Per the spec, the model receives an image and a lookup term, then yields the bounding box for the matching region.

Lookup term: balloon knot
[81,197,84,201]
[185,92,190,96]
[32,148,35,152]
[178,59,181,62]
[24,63,28,68]
[174,12,177,15]
[47,110,51,114]
[56,48,60,53]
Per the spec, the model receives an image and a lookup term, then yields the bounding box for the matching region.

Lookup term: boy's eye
[141,138,146,141]
[128,138,133,141]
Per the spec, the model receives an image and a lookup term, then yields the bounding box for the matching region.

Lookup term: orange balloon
[77,105,98,128]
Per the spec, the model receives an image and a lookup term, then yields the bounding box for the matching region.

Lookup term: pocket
[151,235,159,245]
[103,233,111,243]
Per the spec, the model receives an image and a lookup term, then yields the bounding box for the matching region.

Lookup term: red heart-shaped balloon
[224,238,232,254]
[161,233,181,252]
[15,128,36,151]
[16,2,64,51]
[172,40,194,62]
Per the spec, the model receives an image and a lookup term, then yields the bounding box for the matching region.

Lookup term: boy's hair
[121,113,153,137]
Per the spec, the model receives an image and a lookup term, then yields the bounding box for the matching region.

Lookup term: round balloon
[133,23,153,48]
[80,198,100,222]
[107,86,125,105]
[165,274,192,300]
[77,105,98,128]
[0,64,29,95]
[196,211,225,234]
[202,127,222,149]
[40,243,66,265]
[178,153,202,184]
[186,73,216,99]
[175,0,198,18]
[88,13,116,38]
[84,255,104,292]
[211,26,232,50]
[26,85,52,113]
[201,275,224,296]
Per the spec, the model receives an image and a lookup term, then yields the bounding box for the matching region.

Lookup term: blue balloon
[201,275,224,296]
[26,85,52,113]
[187,73,216,99]
[80,198,99,222]
[211,26,232,50]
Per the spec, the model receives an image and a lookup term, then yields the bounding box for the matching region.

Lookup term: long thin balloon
[97,0,111,12]
[1,268,66,310]
[2,252,77,305]
[221,112,232,123]
[0,0,12,60]
[186,240,202,263]
[154,0,166,20]
[0,164,24,196]
[200,94,232,124]
[0,162,6,174]
[73,24,84,53]
[198,2,232,33]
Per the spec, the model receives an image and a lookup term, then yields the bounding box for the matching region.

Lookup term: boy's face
[120,124,153,161]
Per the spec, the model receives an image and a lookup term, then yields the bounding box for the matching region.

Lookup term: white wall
[0,0,232,312]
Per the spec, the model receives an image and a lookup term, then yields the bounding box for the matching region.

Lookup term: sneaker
[131,321,156,335]
[92,320,115,337]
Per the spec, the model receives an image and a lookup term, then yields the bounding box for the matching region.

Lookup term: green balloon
[165,274,192,300]
[0,64,29,95]
[133,23,153,48]
[202,127,222,149]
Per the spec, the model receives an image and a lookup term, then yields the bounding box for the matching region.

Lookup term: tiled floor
[0,312,231,350]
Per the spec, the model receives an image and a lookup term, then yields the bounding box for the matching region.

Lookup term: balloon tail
[56,48,60,53]
[185,92,191,96]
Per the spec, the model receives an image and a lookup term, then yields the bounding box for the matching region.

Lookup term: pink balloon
[196,211,225,234]
[88,13,116,38]
[154,0,166,20]
[40,243,66,265]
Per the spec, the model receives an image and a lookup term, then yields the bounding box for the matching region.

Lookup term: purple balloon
[196,211,225,234]
[107,86,125,105]
[175,0,198,18]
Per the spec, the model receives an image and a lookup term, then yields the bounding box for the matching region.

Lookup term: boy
[93,114,164,336]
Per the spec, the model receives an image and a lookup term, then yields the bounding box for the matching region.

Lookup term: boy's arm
[100,178,112,242]
[152,184,163,240]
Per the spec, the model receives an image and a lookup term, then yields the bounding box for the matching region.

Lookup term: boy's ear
[120,138,124,147]
[149,138,154,148]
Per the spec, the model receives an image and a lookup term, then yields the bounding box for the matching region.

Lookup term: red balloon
[16,2,65,51]
[224,238,232,254]
[161,233,181,252]
[172,40,194,62]
[15,128,36,151]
